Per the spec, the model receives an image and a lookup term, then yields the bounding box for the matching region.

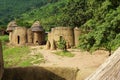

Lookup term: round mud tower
[74,27,81,47]
[63,27,74,47]
[45,40,50,49]
[54,27,74,47]
[50,40,56,50]
[47,27,74,49]
[27,29,33,43]
[12,27,27,45]
[6,21,17,44]
[31,21,45,45]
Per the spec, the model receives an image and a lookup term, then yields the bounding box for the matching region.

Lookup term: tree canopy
[0,0,120,52]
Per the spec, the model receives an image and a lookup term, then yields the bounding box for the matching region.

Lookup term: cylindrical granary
[41,31,45,44]
[74,27,81,47]
[50,39,56,50]
[63,27,74,47]
[45,40,50,49]
[33,32,42,44]
[46,27,75,49]
[6,21,17,44]
[52,27,74,48]
[12,27,27,45]
[27,29,33,43]
[31,21,45,45]
[53,27,61,41]
[9,32,13,43]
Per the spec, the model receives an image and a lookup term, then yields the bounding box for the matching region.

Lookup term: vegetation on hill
[0,0,120,52]
[0,0,59,28]
[43,0,119,52]
[16,0,67,30]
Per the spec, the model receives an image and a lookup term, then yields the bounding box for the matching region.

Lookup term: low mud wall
[2,66,79,80]
[0,41,80,80]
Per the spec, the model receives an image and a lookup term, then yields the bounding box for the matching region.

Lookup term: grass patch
[54,50,75,57]
[0,35,9,50]
[0,35,9,43]
[3,46,44,67]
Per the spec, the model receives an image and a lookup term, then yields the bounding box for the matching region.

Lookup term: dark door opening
[17,36,20,44]
[60,36,63,41]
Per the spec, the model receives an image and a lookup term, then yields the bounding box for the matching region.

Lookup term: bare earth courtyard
[30,46,109,80]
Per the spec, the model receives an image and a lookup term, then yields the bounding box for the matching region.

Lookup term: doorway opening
[17,36,20,44]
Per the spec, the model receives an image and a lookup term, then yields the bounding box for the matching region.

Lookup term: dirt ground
[30,46,109,80]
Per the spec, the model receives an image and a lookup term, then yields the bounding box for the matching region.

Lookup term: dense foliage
[16,0,67,30]
[60,0,120,52]
[0,0,59,27]
[0,0,120,52]
[57,36,66,50]
[78,0,120,52]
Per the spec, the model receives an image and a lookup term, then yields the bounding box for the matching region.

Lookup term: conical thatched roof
[6,21,17,32]
[31,21,44,32]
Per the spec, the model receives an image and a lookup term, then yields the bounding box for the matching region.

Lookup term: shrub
[57,36,66,51]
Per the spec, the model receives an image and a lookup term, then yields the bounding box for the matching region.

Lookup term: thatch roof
[6,21,17,32]
[31,21,44,32]
[86,47,120,80]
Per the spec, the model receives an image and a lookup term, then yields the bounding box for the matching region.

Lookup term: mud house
[6,21,45,45]
[46,27,81,50]
[31,21,45,44]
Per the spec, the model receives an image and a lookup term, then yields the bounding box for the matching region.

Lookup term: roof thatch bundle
[86,47,120,80]
[31,21,44,32]
[6,21,17,32]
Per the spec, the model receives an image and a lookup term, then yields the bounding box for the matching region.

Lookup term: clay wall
[27,29,33,43]
[9,32,13,44]
[47,27,74,49]
[2,66,78,80]
[74,27,81,47]
[12,27,27,45]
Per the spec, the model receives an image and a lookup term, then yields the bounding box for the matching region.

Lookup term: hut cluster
[6,21,45,45]
[7,21,81,49]
[46,27,81,50]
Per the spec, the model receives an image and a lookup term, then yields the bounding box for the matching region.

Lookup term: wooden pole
[0,41,4,79]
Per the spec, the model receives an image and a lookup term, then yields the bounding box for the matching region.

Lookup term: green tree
[60,0,92,27]
[57,36,66,51]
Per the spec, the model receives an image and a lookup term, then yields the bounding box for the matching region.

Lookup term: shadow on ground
[2,66,78,80]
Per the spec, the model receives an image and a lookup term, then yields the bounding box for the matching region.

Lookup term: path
[30,46,109,79]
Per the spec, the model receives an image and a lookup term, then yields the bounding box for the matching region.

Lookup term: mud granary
[6,21,45,45]
[46,27,81,50]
